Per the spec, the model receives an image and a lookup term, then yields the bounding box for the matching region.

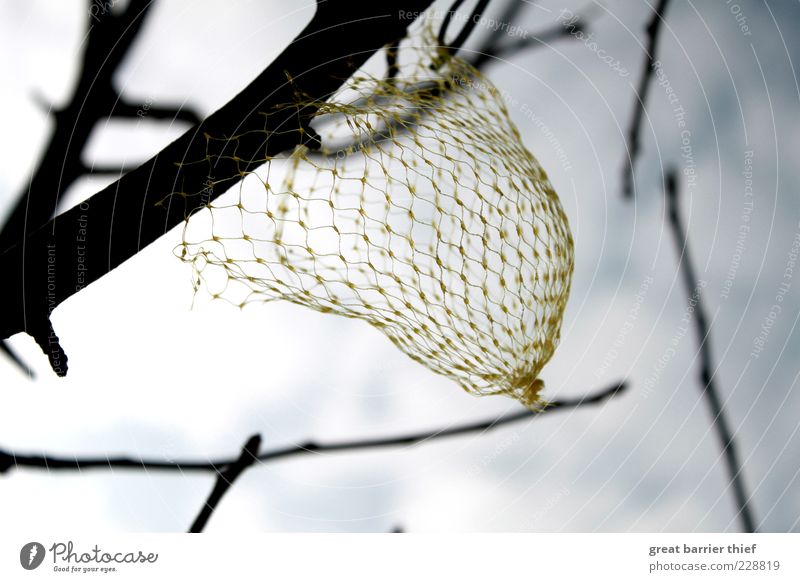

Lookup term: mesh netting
[174,26,574,408]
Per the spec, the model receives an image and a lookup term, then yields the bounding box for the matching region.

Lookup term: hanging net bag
[176,25,574,408]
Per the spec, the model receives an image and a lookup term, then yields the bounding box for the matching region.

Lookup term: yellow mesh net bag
[175,25,574,408]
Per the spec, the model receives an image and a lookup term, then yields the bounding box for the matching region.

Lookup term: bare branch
[384,39,402,82]
[189,434,261,533]
[0,381,625,475]
[0,341,34,379]
[622,0,670,198]
[0,0,158,254]
[468,19,585,70]
[437,0,491,60]
[0,0,435,376]
[310,13,592,160]
[0,1,161,377]
[112,100,202,125]
[664,168,756,532]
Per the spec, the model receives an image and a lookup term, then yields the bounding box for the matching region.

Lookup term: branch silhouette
[0,0,435,375]
[467,0,589,71]
[0,381,626,475]
[664,168,756,532]
[189,434,262,533]
[309,3,590,160]
[0,0,200,376]
[622,0,670,198]
[437,0,491,60]
[0,0,159,252]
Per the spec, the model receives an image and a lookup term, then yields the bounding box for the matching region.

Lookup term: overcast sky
[0,0,797,532]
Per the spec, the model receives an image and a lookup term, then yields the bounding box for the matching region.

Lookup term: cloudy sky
[0,0,797,532]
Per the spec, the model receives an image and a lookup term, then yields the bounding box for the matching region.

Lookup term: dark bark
[664,169,756,532]
[0,0,434,374]
[622,0,670,198]
[0,0,182,374]
[0,0,158,253]
[189,434,262,533]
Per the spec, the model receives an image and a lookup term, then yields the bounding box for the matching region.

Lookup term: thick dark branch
[312,13,588,160]
[0,0,157,253]
[622,0,670,198]
[0,1,158,376]
[0,381,626,475]
[664,169,756,532]
[0,0,435,375]
[189,434,261,533]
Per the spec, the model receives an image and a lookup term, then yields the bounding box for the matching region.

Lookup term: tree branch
[0,0,161,376]
[0,341,34,379]
[312,4,592,160]
[0,0,435,376]
[664,168,756,532]
[622,0,670,198]
[189,434,261,533]
[437,0,491,60]
[0,381,626,475]
[0,0,160,250]
[468,17,587,70]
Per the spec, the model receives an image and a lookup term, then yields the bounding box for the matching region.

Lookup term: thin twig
[112,100,201,124]
[0,342,34,379]
[622,0,670,198]
[0,381,626,475]
[466,0,599,71]
[0,0,158,253]
[664,168,756,532]
[189,434,261,533]
[311,10,589,160]
[385,39,402,82]
[468,20,585,70]
[437,0,491,59]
